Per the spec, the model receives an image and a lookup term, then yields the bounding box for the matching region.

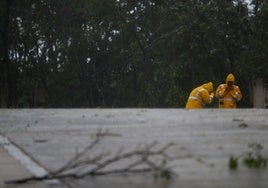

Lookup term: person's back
[185,82,214,109]
[215,73,242,108]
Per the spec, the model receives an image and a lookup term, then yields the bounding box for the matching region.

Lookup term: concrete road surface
[0,109,268,188]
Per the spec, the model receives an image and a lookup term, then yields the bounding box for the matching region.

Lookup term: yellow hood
[226,73,235,83]
[202,82,213,93]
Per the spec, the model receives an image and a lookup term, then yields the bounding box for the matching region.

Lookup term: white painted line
[0,133,60,185]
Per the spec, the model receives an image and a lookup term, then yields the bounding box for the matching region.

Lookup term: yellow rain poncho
[216,73,242,108]
[185,82,214,109]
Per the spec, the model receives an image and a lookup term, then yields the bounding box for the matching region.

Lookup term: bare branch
[5,130,178,184]
[50,129,106,176]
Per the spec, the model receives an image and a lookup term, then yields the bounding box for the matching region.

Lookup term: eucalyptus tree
[239,0,268,77]
[0,0,263,107]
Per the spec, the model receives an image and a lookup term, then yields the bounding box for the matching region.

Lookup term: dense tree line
[1,0,268,108]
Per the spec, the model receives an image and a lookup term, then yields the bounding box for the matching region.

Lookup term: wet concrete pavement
[0,108,268,188]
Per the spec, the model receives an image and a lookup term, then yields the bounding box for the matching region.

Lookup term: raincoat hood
[226,73,235,83]
[202,82,213,93]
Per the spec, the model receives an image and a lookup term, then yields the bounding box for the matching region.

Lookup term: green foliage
[229,156,238,170]
[1,0,267,107]
[243,153,267,168]
[228,143,267,170]
[243,143,267,168]
[153,166,173,180]
[159,168,173,180]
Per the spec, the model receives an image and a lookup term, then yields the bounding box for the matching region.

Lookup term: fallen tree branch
[5,129,177,184]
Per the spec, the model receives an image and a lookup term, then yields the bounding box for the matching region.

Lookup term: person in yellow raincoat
[185,82,214,109]
[215,73,242,108]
